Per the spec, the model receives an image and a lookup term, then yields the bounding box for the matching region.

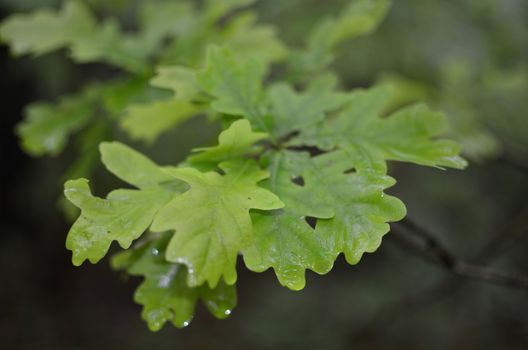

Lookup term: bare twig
[394,218,528,290]
[348,208,528,346]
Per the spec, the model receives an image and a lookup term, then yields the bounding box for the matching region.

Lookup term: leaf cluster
[1,0,466,330]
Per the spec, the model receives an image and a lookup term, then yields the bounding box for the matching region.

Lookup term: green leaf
[296,85,467,171]
[307,150,407,265]
[16,78,154,157]
[16,88,98,156]
[376,73,434,114]
[121,100,201,143]
[243,151,336,290]
[197,46,268,131]
[268,74,347,137]
[64,179,173,266]
[294,0,391,74]
[67,19,145,72]
[99,142,177,188]
[311,0,391,50]
[99,77,152,116]
[112,234,236,331]
[243,148,408,290]
[0,1,148,72]
[138,1,195,54]
[0,0,94,56]
[16,76,157,161]
[65,142,181,265]
[218,12,287,65]
[377,72,500,163]
[188,119,267,168]
[151,160,284,288]
[150,66,202,101]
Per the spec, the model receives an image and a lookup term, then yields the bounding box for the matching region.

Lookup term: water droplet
[151,248,159,256]
[159,275,171,288]
[183,321,190,327]
[224,309,232,316]
[152,322,161,330]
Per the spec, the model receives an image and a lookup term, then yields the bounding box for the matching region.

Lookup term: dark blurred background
[1,0,528,349]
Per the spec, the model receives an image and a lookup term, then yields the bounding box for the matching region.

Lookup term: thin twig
[348,208,528,346]
[395,218,528,290]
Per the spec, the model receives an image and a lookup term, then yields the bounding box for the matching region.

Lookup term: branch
[347,209,528,345]
[392,218,528,290]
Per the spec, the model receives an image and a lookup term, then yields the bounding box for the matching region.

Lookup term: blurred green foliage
[1,0,527,349]
[4,0,421,330]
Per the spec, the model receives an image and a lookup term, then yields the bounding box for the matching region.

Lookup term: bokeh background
[1,0,528,349]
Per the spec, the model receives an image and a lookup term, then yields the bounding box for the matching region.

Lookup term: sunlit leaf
[188,119,267,168]
[65,142,182,265]
[296,85,467,171]
[151,160,284,288]
[64,179,173,266]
